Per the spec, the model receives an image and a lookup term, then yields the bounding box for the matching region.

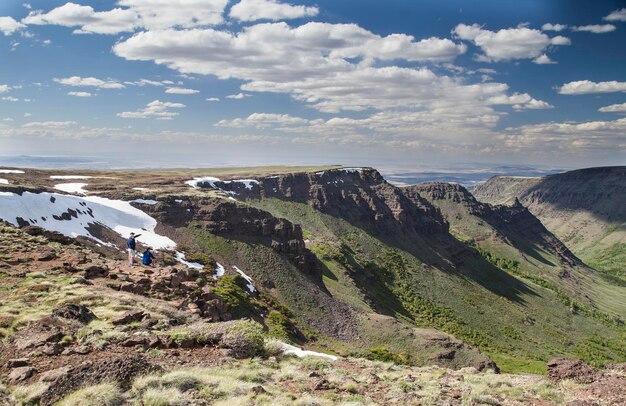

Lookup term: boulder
[52,304,98,324]
[111,310,146,326]
[7,358,29,368]
[547,359,597,383]
[8,366,35,383]
[34,247,57,261]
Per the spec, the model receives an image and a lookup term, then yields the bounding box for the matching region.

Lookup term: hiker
[142,247,155,266]
[127,232,141,265]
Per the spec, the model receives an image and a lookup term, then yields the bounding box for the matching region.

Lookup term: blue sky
[0,0,625,169]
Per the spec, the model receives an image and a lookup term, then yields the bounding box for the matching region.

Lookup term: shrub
[213,276,259,319]
[184,252,216,268]
[367,346,406,364]
[266,310,296,341]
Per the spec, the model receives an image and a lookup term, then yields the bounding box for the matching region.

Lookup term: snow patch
[130,199,158,205]
[279,342,338,361]
[133,187,149,191]
[175,252,204,270]
[340,167,363,173]
[185,176,220,189]
[0,178,8,185]
[50,175,93,180]
[55,183,88,195]
[229,179,259,189]
[0,191,176,250]
[233,266,256,293]
[0,169,24,174]
[214,262,226,280]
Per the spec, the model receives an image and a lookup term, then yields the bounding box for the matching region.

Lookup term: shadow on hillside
[510,166,626,224]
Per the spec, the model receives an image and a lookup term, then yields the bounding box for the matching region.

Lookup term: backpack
[127,237,136,250]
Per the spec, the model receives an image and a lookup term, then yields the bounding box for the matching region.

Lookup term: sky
[0,0,625,170]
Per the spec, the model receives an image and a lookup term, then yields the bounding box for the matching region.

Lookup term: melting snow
[175,252,204,270]
[214,262,226,280]
[185,176,220,189]
[185,176,258,194]
[0,191,176,250]
[278,342,338,361]
[50,175,93,180]
[54,183,88,195]
[0,169,24,174]
[233,266,256,293]
[130,199,158,205]
[133,187,149,191]
[0,179,8,185]
[340,167,363,173]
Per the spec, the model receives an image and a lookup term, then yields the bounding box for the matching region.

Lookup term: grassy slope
[246,198,625,373]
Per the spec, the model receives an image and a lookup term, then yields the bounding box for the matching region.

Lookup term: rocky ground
[1,222,624,405]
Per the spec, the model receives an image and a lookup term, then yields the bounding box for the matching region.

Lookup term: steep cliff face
[198,168,449,237]
[411,182,580,268]
[473,167,626,281]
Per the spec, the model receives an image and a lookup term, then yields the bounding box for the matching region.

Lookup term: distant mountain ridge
[473,166,626,284]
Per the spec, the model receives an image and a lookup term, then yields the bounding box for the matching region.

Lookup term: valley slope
[1,165,624,375]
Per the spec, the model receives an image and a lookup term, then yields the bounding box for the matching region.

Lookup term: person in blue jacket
[142,247,155,266]
[127,232,141,266]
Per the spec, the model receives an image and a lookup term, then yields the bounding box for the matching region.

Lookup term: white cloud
[21,1,228,34]
[550,35,571,45]
[452,23,569,62]
[0,84,9,93]
[599,102,626,113]
[533,54,556,64]
[572,24,616,34]
[541,23,567,32]
[165,87,199,94]
[54,76,125,89]
[127,78,166,87]
[226,93,251,99]
[117,0,228,30]
[23,3,138,35]
[217,113,309,127]
[486,93,553,110]
[604,8,626,22]
[113,22,467,82]
[22,121,76,128]
[559,80,626,95]
[501,117,626,153]
[1,96,19,102]
[117,100,185,119]
[23,113,31,117]
[67,91,92,97]
[0,16,25,36]
[206,97,220,101]
[2,118,13,122]
[230,0,319,22]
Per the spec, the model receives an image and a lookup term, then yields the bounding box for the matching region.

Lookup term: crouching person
[142,247,155,266]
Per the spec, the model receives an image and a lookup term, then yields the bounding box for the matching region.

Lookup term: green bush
[213,276,259,319]
[266,310,296,341]
[367,345,406,364]
[184,252,216,268]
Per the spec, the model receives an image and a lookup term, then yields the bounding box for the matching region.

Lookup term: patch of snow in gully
[0,179,8,184]
[0,169,24,174]
[54,183,88,195]
[50,175,93,180]
[278,342,338,360]
[233,266,256,292]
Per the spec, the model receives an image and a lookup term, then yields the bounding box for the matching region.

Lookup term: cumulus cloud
[0,16,25,35]
[572,24,616,34]
[54,76,125,89]
[113,22,467,82]
[117,100,185,119]
[533,54,556,64]
[599,102,626,113]
[501,117,626,153]
[1,96,19,102]
[21,0,228,34]
[22,3,138,34]
[452,23,569,62]
[603,8,626,22]
[67,91,92,97]
[0,84,10,93]
[541,23,567,32]
[230,0,319,22]
[217,113,309,127]
[559,80,626,95]
[226,93,251,99]
[206,97,220,101]
[165,87,199,94]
